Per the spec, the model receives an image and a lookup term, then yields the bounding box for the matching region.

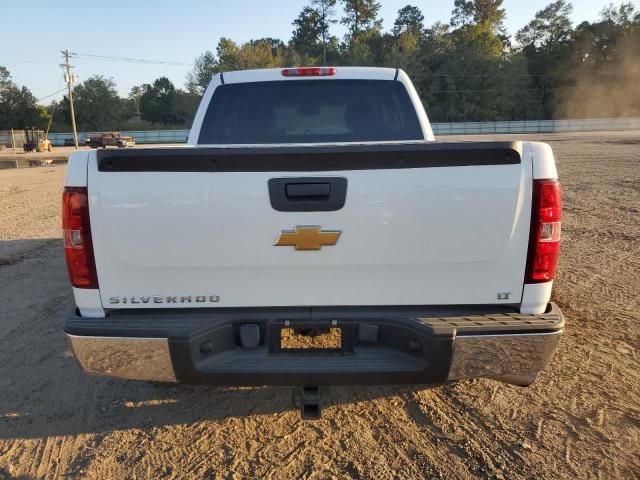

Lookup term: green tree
[128,85,144,114]
[0,87,48,129]
[450,0,474,27]
[474,0,506,32]
[515,1,574,118]
[185,50,217,95]
[251,38,286,56]
[313,0,338,63]
[390,30,420,68]
[516,1,573,48]
[60,75,124,131]
[341,0,383,44]
[451,0,505,33]
[446,24,505,120]
[140,77,177,125]
[238,39,283,69]
[174,90,200,127]
[0,66,49,129]
[291,6,324,62]
[414,11,535,122]
[600,2,638,27]
[217,37,241,71]
[393,5,424,36]
[179,0,640,123]
[185,37,250,95]
[0,65,10,88]
[383,5,424,71]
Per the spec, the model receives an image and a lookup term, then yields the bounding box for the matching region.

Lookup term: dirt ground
[0,131,638,479]
[0,146,87,170]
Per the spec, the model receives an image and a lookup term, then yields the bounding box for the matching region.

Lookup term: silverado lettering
[108,295,220,304]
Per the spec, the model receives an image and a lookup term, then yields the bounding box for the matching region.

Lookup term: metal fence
[0,130,26,149]
[431,117,640,135]
[47,129,189,146]
[0,129,189,147]
[2,117,640,147]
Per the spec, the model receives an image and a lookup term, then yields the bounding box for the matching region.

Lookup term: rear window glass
[198,80,423,144]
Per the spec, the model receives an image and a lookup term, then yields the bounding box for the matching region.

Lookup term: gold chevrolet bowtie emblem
[275,226,341,251]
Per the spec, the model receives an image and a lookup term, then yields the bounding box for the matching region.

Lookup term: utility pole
[320,1,328,65]
[61,50,79,149]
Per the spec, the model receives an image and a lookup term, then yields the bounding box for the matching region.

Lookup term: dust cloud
[556,38,640,119]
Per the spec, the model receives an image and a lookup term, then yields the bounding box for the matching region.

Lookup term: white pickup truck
[63,67,563,414]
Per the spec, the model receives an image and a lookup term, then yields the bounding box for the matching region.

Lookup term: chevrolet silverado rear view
[62,67,564,412]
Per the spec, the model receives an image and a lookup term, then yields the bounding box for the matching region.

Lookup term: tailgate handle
[286,183,331,198]
[269,177,347,212]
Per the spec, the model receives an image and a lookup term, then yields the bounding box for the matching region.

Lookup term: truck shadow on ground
[0,238,442,440]
[0,370,441,440]
[0,468,33,480]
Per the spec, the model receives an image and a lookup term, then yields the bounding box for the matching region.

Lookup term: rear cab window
[198,80,423,144]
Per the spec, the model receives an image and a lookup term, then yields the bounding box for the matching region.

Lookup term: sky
[2,0,637,102]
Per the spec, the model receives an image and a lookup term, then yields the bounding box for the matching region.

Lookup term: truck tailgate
[88,142,532,309]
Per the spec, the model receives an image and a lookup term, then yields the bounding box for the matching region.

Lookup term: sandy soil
[0,146,182,169]
[0,147,88,170]
[0,131,638,479]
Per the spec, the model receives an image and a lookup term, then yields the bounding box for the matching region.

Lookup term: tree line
[0,64,201,132]
[1,0,639,132]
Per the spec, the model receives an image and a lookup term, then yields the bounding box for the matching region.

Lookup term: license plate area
[281,327,341,350]
[268,321,354,354]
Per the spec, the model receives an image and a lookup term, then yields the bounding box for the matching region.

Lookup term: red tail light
[281,67,336,77]
[62,187,98,288]
[525,179,562,283]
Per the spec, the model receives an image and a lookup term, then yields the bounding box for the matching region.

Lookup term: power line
[71,52,193,66]
[425,82,639,94]
[29,84,67,92]
[419,72,630,78]
[36,87,67,102]
[4,57,60,66]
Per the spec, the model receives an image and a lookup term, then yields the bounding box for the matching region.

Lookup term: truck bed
[86,141,532,311]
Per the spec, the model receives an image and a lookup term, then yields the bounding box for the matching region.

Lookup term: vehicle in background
[23,128,52,152]
[64,136,90,147]
[88,132,136,149]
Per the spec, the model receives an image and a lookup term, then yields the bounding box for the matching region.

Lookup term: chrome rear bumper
[448,331,562,386]
[66,304,564,387]
[68,335,177,383]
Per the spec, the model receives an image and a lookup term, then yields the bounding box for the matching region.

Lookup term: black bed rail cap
[97,141,523,173]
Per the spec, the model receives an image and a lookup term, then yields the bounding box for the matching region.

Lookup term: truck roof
[221,67,398,84]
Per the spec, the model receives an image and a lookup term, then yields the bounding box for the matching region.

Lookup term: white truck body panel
[64,150,90,187]
[64,67,558,316]
[86,149,533,309]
